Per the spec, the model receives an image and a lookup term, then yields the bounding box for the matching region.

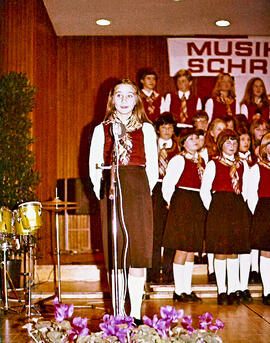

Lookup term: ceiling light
[215,19,231,27]
[96,19,111,26]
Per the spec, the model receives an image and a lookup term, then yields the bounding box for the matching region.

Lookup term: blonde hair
[212,73,236,99]
[104,79,151,123]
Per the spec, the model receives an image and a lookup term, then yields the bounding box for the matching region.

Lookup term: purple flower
[209,319,225,332]
[99,314,133,343]
[198,312,213,330]
[67,317,89,342]
[143,314,170,338]
[160,305,184,323]
[181,315,195,335]
[53,297,74,322]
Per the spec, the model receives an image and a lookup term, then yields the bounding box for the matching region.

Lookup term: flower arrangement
[24,298,224,342]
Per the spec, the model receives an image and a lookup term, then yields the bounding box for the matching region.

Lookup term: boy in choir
[162,69,202,125]
[248,133,270,305]
[192,110,209,133]
[205,73,240,122]
[139,69,164,123]
[200,129,250,305]
[162,128,206,303]
[150,112,180,284]
[89,79,158,323]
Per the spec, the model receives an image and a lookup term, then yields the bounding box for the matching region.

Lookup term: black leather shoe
[208,272,216,284]
[173,292,193,303]
[249,271,261,284]
[217,292,228,305]
[234,290,243,304]
[133,318,144,326]
[190,291,202,303]
[262,294,270,305]
[228,292,239,305]
[241,289,253,303]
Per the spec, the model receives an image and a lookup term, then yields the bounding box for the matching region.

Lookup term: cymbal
[43,206,79,212]
[42,198,78,206]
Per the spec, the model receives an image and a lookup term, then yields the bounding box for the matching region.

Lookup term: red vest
[158,140,180,180]
[245,103,270,123]
[169,92,200,124]
[176,156,205,189]
[103,122,146,166]
[212,158,244,193]
[258,163,270,198]
[212,97,236,120]
[141,92,162,122]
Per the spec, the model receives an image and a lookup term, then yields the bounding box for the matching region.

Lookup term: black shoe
[217,292,228,305]
[241,289,253,303]
[133,318,144,326]
[208,272,216,284]
[190,291,202,303]
[234,290,243,305]
[249,271,261,284]
[228,292,239,305]
[173,292,193,303]
[262,294,270,305]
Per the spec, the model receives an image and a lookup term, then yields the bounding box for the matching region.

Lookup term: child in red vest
[248,133,270,305]
[200,129,250,305]
[162,128,206,303]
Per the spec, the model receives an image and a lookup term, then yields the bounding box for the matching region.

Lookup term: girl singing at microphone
[89,79,158,323]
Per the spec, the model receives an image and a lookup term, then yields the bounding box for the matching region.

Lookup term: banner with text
[167,37,270,102]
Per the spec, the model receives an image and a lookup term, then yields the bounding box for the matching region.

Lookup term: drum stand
[0,241,20,314]
[21,235,41,317]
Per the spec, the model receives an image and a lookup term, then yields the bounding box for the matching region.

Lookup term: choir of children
[89,71,270,320]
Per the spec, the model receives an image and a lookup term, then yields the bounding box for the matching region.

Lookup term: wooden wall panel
[0,0,57,264]
[57,36,174,179]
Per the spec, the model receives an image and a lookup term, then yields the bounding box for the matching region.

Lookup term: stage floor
[1,280,270,342]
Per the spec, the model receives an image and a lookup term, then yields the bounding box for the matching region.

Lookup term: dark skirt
[205,191,250,254]
[251,197,270,251]
[100,165,153,270]
[163,188,206,252]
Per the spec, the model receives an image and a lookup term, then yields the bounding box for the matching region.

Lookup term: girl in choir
[238,127,260,287]
[250,118,269,157]
[248,133,270,305]
[200,129,250,305]
[240,77,270,123]
[162,129,206,303]
[89,79,158,322]
[204,118,226,160]
[205,73,240,122]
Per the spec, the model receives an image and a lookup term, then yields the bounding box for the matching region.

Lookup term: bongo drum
[0,207,13,234]
[18,202,42,235]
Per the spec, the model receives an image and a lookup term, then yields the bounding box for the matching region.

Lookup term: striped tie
[180,95,188,123]
[159,143,168,177]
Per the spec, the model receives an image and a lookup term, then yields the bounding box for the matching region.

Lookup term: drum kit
[0,195,78,316]
[0,201,42,316]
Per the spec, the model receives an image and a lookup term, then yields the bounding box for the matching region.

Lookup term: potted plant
[0,71,41,289]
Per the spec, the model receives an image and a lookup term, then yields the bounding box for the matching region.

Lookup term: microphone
[112,121,126,140]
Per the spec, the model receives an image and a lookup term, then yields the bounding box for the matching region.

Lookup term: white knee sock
[239,254,251,291]
[128,273,145,319]
[260,256,270,296]
[173,263,185,295]
[183,261,194,295]
[111,270,126,316]
[214,259,226,294]
[227,258,240,294]
[251,250,259,272]
[208,253,214,274]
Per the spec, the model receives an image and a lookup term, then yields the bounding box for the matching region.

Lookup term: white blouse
[89,122,159,199]
[161,90,202,114]
[247,163,260,214]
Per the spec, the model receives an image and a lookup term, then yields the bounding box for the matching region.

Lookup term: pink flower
[53,297,74,322]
